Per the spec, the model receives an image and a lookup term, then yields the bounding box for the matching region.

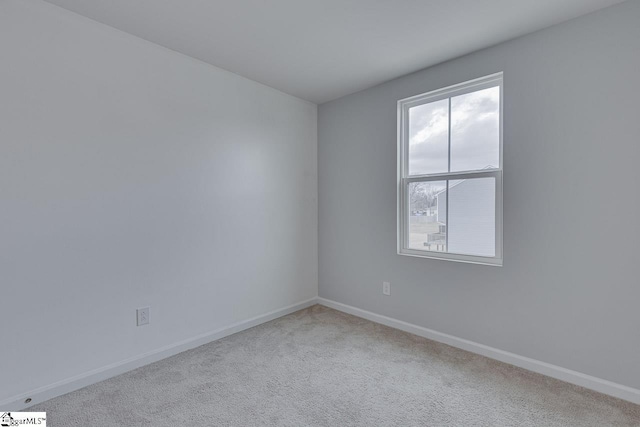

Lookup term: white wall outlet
[137,307,150,326]
[383,281,391,296]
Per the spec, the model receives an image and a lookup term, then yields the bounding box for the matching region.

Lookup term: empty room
[2,0,640,425]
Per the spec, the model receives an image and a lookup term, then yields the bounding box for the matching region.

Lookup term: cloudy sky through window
[409,86,499,175]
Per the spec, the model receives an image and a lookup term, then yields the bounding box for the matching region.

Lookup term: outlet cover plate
[137,307,150,326]
[383,282,391,296]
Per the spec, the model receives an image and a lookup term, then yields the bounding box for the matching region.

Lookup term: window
[397,73,503,266]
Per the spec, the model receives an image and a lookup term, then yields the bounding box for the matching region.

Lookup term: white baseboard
[1,297,318,411]
[317,297,640,405]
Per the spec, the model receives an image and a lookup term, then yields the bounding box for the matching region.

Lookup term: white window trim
[397,72,504,266]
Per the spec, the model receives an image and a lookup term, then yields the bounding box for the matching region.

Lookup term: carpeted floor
[30,305,640,426]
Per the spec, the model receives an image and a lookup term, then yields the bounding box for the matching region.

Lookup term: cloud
[408,86,499,175]
[409,98,448,174]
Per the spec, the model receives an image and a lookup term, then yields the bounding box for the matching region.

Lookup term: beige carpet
[30,305,640,426]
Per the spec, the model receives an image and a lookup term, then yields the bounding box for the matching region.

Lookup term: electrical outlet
[383,282,391,296]
[137,307,150,326]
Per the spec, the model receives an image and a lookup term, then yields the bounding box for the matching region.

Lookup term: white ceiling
[44,0,624,104]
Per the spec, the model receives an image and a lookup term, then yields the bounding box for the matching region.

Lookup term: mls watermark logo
[1,412,46,426]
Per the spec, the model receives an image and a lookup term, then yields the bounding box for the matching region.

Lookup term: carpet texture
[30,305,640,426]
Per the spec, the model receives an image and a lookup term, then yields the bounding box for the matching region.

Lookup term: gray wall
[0,0,317,402]
[318,0,640,389]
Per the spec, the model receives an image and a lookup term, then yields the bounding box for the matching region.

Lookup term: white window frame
[397,73,503,266]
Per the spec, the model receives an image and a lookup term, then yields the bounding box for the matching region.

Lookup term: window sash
[399,171,503,264]
[400,74,503,178]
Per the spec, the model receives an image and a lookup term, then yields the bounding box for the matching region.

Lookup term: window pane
[450,86,500,172]
[447,177,496,257]
[408,99,449,175]
[408,181,447,252]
